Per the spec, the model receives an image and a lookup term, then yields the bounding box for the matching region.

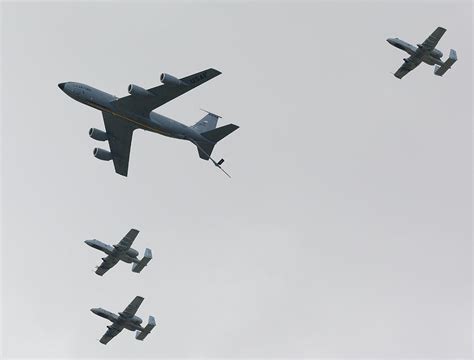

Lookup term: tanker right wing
[113,68,222,116]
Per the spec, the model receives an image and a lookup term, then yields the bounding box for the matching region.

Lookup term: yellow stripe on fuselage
[84,101,169,136]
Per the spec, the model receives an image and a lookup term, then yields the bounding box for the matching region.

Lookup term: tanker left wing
[100,112,137,177]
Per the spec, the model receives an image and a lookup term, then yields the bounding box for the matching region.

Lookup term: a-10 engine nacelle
[160,73,184,86]
[431,48,443,59]
[93,147,112,161]
[89,128,108,141]
[417,44,443,59]
[128,84,152,97]
[126,248,139,258]
[131,315,143,324]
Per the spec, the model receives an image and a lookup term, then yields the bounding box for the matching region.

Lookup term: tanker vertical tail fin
[191,110,220,133]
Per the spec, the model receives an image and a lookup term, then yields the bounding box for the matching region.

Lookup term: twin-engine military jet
[387,26,457,79]
[91,296,155,344]
[58,68,238,177]
[85,228,152,276]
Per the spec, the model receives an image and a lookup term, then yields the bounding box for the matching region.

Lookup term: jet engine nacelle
[89,128,108,141]
[431,48,443,59]
[128,84,152,97]
[126,248,139,258]
[132,315,143,324]
[93,147,112,161]
[160,73,184,86]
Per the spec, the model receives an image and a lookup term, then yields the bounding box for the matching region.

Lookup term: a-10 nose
[90,308,101,315]
[386,38,396,45]
[58,82,66,90]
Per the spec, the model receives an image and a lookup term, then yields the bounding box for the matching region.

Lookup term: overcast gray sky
[1,1,472,358]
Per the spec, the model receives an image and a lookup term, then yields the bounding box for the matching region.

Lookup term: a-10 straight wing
[420,26,446,52]
[115,229,139,250]
[394,56,423,79]
[121,296,144,318]
[95,255,120,276]
[100,322,124,345]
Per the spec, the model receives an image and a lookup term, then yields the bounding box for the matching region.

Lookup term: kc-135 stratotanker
[59,68,238,177]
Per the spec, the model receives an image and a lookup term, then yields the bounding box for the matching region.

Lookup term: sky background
[1,1,472,358]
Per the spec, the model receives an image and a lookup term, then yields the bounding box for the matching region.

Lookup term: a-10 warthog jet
[58,68,238,177]
[91,296,155,345]
[387,26,457,79]
[85,228,152,276]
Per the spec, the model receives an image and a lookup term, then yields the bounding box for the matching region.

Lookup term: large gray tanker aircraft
[59,68,238,177]
[387,26,457,79]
